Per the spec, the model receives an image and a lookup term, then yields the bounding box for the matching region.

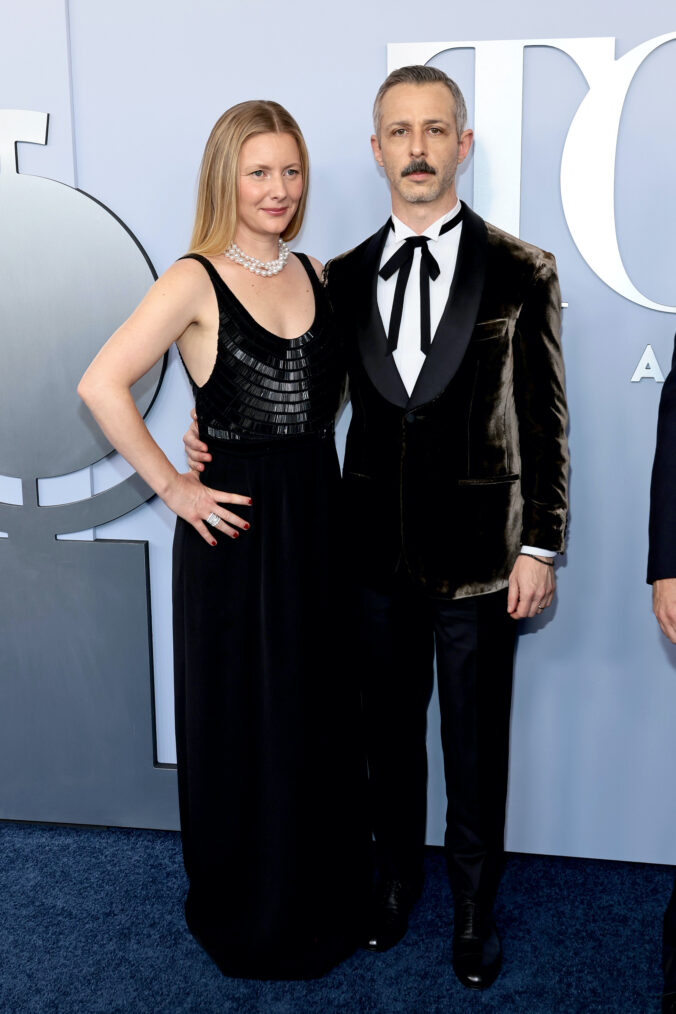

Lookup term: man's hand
[184,408,211,474]
[507,554,556,620]
[653,578,676,644]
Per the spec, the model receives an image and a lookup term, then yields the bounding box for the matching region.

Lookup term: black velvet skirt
[172,432,370,979]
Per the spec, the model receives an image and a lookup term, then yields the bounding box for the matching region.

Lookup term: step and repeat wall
[1,0,675,862]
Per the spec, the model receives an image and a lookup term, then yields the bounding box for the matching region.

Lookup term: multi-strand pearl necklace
[225,238,290,277]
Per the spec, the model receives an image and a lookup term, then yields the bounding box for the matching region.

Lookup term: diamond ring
[206,512,220,528]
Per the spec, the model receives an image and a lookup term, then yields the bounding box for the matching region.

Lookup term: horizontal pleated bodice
[178,253,345,442]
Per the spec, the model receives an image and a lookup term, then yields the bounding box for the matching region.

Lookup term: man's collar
[389,200,462,244]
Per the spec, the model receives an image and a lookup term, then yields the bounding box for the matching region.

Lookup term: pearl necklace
[225,238,290,277]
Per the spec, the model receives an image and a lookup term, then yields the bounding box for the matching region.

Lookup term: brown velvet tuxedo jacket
[325,202,569,599]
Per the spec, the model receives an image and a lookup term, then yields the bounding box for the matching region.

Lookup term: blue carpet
[0,822,670,1013]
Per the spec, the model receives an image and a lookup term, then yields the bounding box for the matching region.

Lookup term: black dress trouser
[353,568,517,909]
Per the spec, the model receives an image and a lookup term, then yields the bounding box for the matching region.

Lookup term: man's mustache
[401,160,436,178]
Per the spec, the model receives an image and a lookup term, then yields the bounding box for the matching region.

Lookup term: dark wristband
[518,552,555,568]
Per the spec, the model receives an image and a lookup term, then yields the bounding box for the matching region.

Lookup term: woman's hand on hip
[163,470,251,545]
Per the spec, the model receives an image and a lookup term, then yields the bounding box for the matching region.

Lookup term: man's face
[371,82,473,212]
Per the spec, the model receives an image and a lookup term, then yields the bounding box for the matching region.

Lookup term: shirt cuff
[520,545,557,558]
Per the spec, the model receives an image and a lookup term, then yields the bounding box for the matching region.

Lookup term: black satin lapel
[407,205,488,410]
[356,222,409,408]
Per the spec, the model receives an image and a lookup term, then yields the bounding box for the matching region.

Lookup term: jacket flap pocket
[458,473,519,486]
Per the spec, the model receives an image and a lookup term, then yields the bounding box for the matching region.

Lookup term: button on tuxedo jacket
[325,202,569,599]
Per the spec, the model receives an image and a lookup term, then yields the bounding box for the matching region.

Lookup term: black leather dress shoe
[663,991,676,1013]
[452,899,502,990]
[363,879,417,952]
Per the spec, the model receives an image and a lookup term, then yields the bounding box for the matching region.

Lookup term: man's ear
[371,133,384,167]
[457,129,473,166]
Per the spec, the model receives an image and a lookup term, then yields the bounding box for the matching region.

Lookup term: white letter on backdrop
[387,35,676,312]
[630,345,664,383]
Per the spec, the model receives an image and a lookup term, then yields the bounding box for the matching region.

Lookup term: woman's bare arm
[78,260,251,544]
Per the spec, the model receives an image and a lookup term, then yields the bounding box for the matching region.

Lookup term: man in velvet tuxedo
[647,337,676,1014]
[184,65,569,990]
[323,65,568,989]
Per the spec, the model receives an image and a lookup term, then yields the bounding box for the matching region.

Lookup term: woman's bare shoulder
[164,255,213,284]
[151,256,215,301]
[128,257,216,330]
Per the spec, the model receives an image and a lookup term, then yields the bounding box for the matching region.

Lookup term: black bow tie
[378,206,464,355]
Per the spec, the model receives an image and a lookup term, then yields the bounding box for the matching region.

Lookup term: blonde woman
[79,101,368,979]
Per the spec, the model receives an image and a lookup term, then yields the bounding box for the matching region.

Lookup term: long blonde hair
[189,100,310,256]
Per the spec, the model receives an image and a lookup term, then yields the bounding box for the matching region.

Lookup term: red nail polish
[243,523,250,530]
[247,498,252,505]
[233,532,239,539]
[211,540,217,547]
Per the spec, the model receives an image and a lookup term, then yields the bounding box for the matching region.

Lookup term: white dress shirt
[377,202,463,397]
[376,201,555,560]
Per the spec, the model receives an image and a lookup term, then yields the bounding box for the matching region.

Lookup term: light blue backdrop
[3,0,676,862]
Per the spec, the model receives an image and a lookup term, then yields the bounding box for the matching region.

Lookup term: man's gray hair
[372,65,468,139]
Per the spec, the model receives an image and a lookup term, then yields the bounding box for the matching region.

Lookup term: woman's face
[236,132,304,241]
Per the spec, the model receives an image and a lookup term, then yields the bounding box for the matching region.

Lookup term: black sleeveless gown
[172,253,369,979]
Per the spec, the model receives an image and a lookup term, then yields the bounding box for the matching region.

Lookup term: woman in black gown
[78,100,369,979]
